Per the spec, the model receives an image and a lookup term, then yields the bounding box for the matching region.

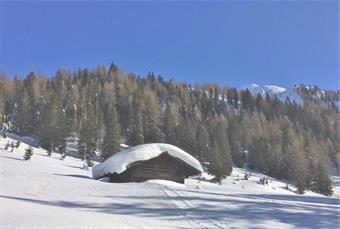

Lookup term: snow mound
[146,179,186,188]
[92,143,203,179]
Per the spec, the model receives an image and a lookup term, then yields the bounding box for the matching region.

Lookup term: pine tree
[15,141,21,148]
[79,99,99,164]
[143,93,162,143]
[310,162,333,196]
[208,141,231,182]
[209,119,233,175]
[23,72,39,135]
[23,146,34,160]
[14,89,30,135]
[232,88,239,109]
[290,134,307,194]
[285,129,307,194]
[128,93,144,146]
[196,124,210,162]
[255,93,264,111]
[227,88,233,107]
[228,119,243,167]
[249,137,268,173]
[241,89,254,112]
[176,118,196,156]
[63,85,79,138]
[164,102,177,145]
[40,85,60,155]
[101,102,121,160]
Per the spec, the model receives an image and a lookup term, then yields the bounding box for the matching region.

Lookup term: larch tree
[101,83,121,160]
[128,93,144,146]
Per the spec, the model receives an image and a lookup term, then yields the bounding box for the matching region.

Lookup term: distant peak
[263,85,286,93]
[243,84,303,105]
[244,84,286,93]
[249,83,259,88]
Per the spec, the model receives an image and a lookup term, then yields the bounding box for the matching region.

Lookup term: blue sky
[0,1,338,89]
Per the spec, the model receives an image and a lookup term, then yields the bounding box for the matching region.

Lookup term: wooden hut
[92,143,203,184]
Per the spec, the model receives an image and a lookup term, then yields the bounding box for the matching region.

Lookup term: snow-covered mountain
[245,84,286,95]
[244,84,304,105]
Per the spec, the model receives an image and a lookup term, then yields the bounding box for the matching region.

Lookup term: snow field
[0,136,339,229]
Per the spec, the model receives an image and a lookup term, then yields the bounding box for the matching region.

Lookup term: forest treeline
[0,64,339,195]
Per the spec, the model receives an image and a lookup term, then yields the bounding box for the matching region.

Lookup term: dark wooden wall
[109,152,200,184]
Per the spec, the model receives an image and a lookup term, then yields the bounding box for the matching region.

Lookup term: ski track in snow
[160,185,202,228]
[159,185,226,229]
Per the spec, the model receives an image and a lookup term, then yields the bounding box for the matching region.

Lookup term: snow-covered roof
[92,143,203,179]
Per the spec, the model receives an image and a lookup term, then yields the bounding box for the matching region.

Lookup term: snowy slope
[1,136,339,229]
[93,143,203,179]
[245,84,304,105]
[246,84,286,95]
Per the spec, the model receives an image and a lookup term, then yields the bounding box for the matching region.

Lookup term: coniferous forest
[0,64,339,195]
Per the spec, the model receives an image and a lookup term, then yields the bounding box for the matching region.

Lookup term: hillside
[0,66,339,196]
[1,136,339,229]
[244,83,339,107]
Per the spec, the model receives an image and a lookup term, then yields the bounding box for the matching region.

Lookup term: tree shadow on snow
[0,190,339,229]
[64,164,84,169]
[0,155,23,161]
[52,173,92,180]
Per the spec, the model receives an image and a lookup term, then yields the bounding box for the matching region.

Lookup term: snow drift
[92,143,203,179]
